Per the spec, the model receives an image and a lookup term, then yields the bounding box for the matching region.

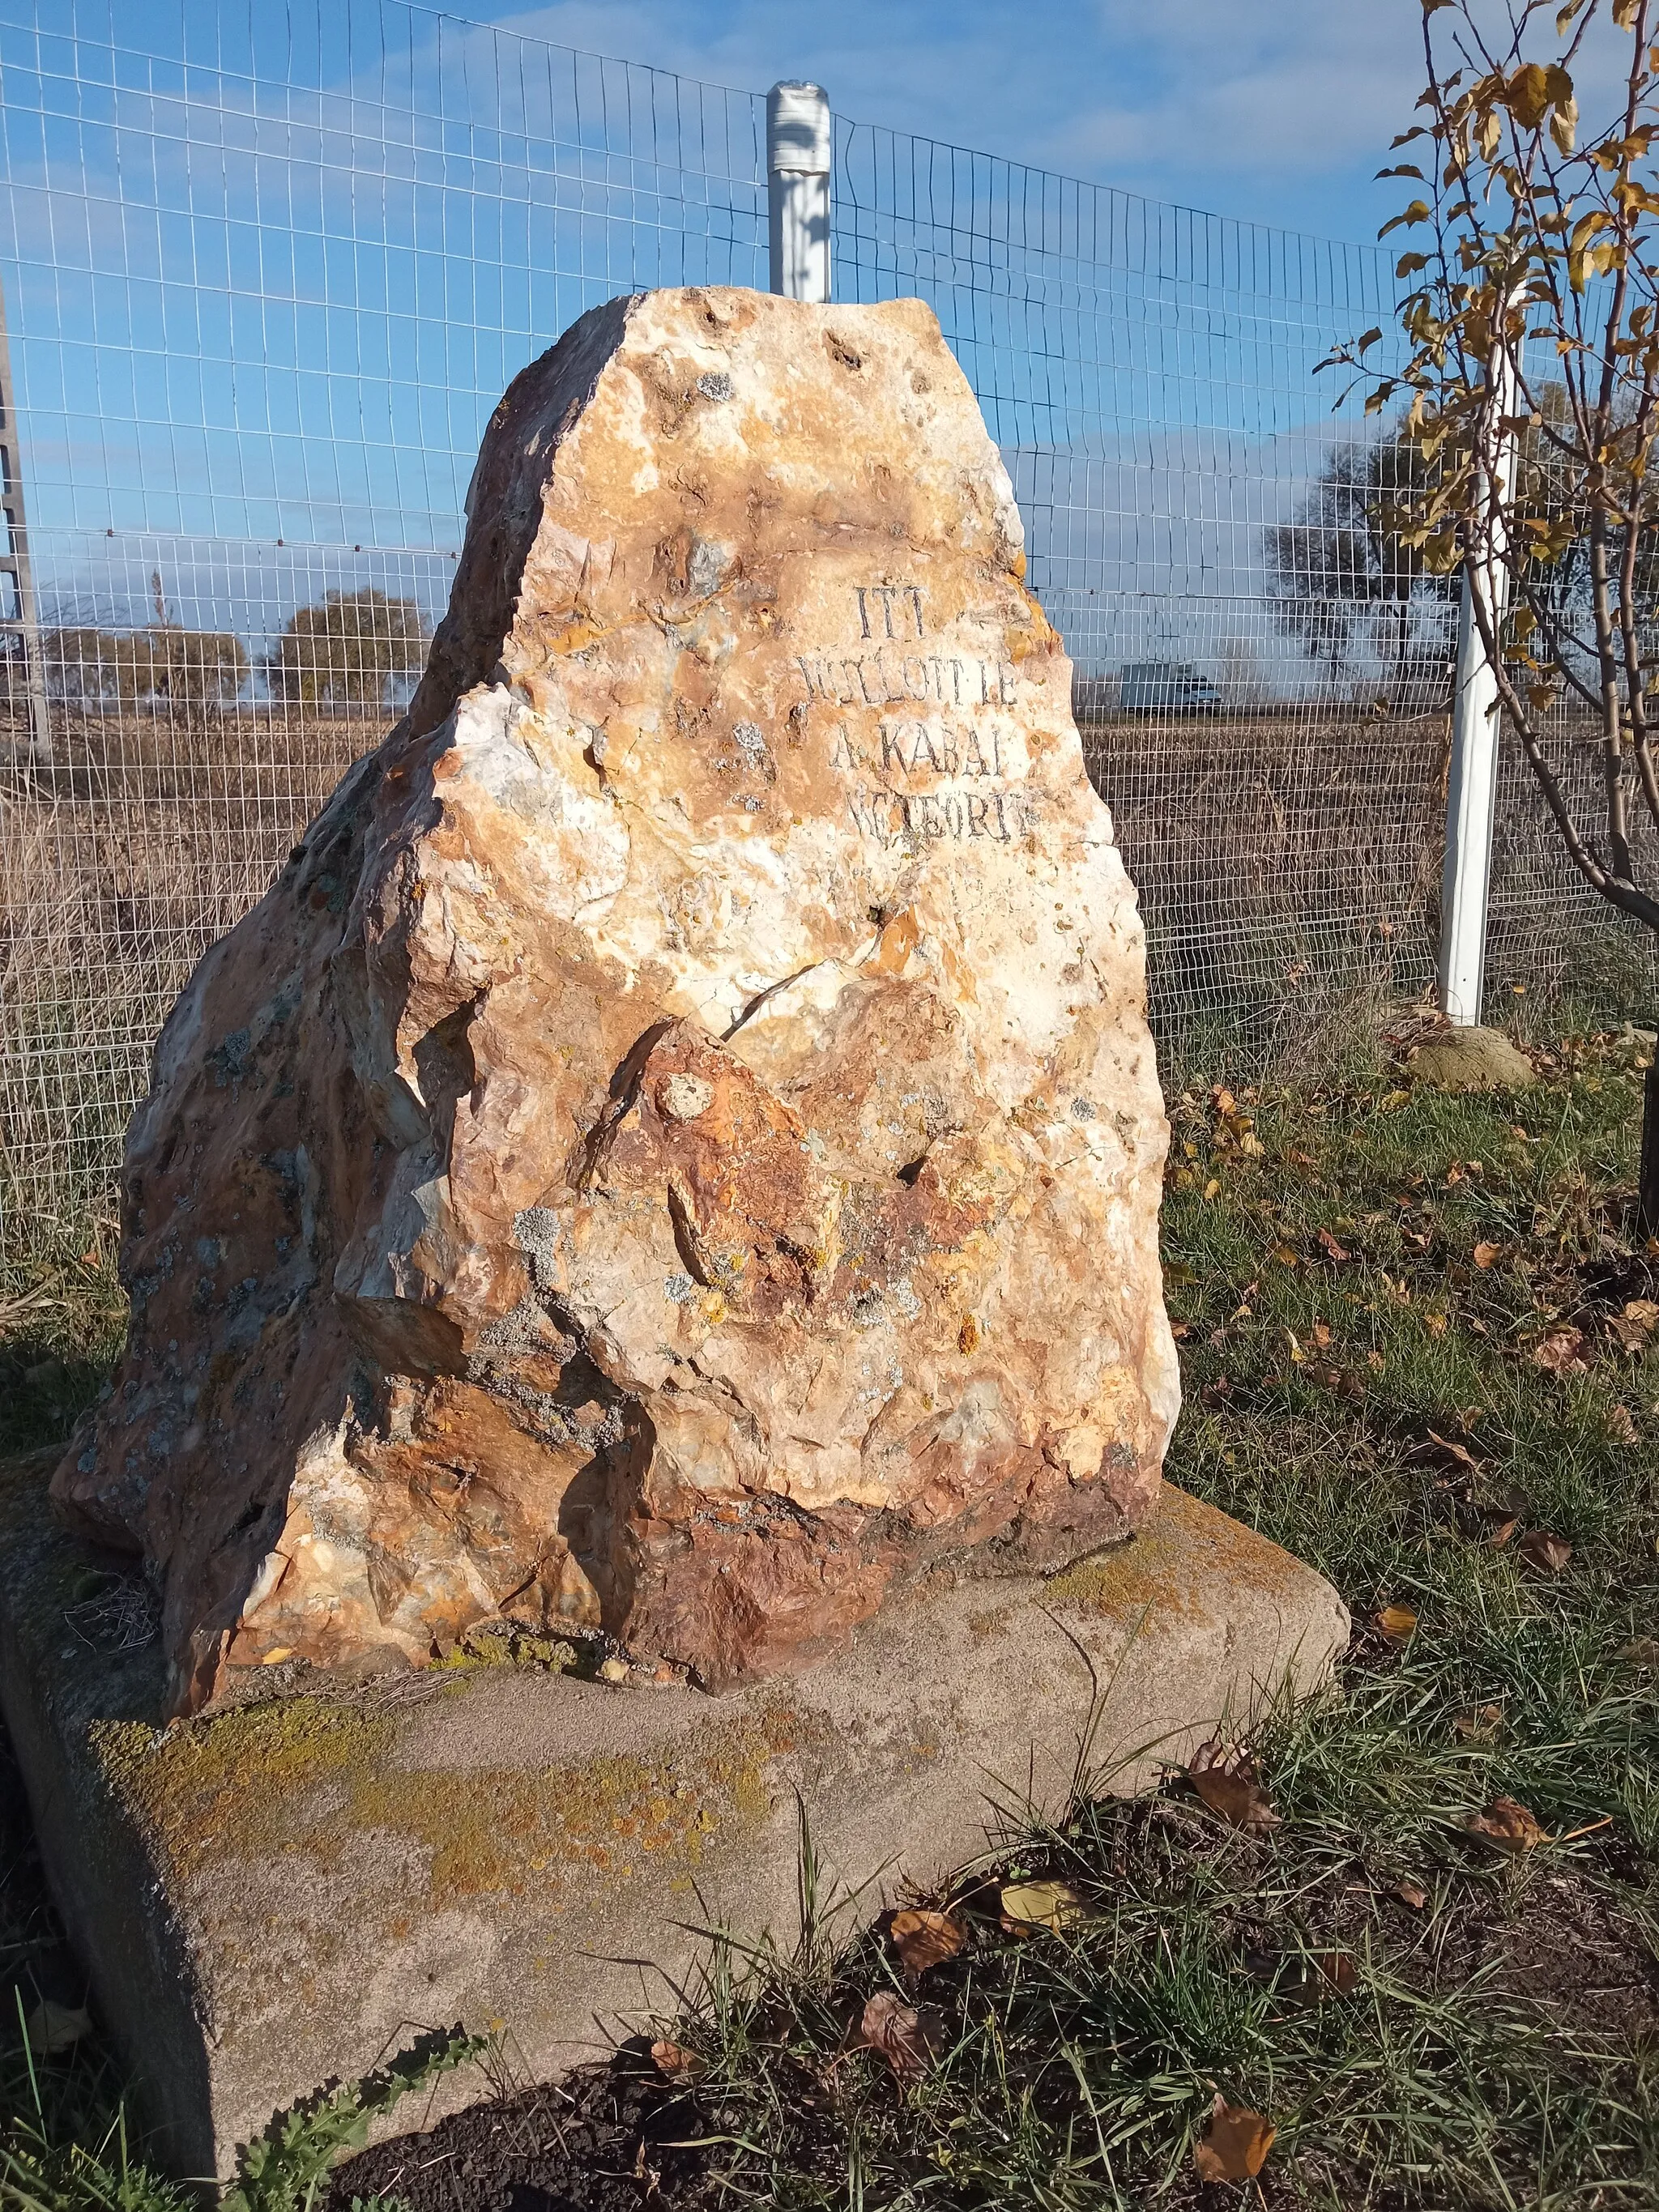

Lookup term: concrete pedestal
[0,1451,1347,2181]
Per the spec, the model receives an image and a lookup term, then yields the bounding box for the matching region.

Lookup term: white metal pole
[1438,344,1519,1026]
[767,82,831,303]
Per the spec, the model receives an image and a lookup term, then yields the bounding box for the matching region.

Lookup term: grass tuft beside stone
[6,1024,1659,2210]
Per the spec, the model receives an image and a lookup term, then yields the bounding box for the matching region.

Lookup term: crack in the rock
[722,961,828,1041]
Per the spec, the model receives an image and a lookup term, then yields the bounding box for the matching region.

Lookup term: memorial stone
[52,287,1180,1716]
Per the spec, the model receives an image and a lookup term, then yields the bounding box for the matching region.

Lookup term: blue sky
[0,0,1621,676]
[491,0,1431,247]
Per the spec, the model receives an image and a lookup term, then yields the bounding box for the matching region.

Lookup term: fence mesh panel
[0,0,1646,1247]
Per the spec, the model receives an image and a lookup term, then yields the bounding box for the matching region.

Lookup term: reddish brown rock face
[52,288,1179,1715]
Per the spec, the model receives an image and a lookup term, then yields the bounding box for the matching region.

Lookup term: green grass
[4,1025,1658,2210]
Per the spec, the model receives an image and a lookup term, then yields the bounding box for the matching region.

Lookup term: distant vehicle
[1115,660,1224,714]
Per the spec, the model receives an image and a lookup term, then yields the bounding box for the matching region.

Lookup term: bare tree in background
[1265,428,1460,708]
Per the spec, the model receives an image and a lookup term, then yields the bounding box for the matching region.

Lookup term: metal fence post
[767,82,831,303]
[1438,346,1519,1026]
[0,272,50,765]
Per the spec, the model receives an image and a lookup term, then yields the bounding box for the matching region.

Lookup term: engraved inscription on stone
[795,585,1032,843]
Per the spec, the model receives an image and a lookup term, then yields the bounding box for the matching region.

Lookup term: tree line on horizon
[27,586,430,711]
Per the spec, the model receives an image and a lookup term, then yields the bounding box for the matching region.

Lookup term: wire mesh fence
[0,0,1648,1249]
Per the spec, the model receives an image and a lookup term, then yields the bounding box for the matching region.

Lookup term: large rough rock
[53,288,1179,1715]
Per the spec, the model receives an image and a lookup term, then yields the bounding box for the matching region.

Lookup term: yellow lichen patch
[93,1686,825,1913]
[93,1698,395,1882]
[1046,1487,1299,1626]
[1045,1527,1200,1624]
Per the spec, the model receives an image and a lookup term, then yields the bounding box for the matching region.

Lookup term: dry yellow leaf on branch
[1193,2095,1277,2182]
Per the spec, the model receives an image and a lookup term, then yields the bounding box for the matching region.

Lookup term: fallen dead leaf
[1376,1603,1418,1643]
[1188,1737,1283,1832]
[1318,1226,1351,1261]
[1423,1427,1482,1476]
[650,2039,705,2082]
[1239,1132,1265,1157]
[1533,1328,1589,1374]
[1312,1321,1333,1348]
[888,1908,966,1974]
[1606,1403,1640,1444]
[1203,1176,1221,1200]
[26,2002,92,2055]
[1618,1636,1659,1667]
[1426,1311,1448,1336]
[1312,1950,1358,1997]
[1392,1877,1429,1909]
[1473,1240,1502,1268]
[1368,1349,1386,1373]
[1193,2095,1277,2183]
[1466,1796,1548,1852]
[851,1992,944,2081]
[1517,1529,1573,1574]
[999,1879,1089,1935]
[1452,1703,1503,1741]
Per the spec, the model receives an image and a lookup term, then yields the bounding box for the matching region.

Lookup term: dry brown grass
[0,706,373,1247]
[0,701,1652,1251]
